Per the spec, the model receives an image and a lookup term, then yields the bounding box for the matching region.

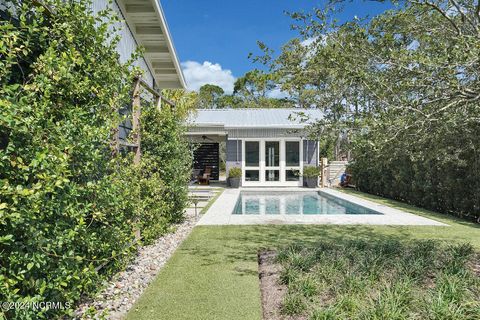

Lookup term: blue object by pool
[232,192,382,215]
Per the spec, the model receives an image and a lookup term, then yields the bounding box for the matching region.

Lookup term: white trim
[226,125,306,129]
[186,131,227,136]
[154,0,187,88]
[117,0,186,89]
[241,138,303,187]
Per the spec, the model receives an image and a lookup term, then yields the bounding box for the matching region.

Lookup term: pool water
[232,191,382,215]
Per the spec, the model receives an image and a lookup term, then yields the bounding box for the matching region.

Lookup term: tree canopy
[194,70,289,109]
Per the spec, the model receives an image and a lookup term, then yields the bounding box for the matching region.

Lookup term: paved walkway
[197,188,447,226]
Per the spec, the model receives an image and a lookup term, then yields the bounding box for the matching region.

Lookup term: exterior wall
[226,139,242,177]
[227,128,306,139]
[90,0,155,87]
[303,140,319,167]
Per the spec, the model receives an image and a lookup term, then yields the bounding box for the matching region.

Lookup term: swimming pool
[232,191,382,215]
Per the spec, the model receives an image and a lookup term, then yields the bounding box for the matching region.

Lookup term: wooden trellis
[110,77,177,242]
[114,76,175,163]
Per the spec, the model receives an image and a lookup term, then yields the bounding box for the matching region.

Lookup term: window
[245,170,260,181]
[286,169,300,181]
[245,141,259,166]
[286,141,300,166]
[265,170,280,181]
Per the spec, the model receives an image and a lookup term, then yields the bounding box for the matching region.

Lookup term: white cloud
[181,60,235,94]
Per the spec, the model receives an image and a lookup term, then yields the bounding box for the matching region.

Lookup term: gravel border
[74,212,199,319]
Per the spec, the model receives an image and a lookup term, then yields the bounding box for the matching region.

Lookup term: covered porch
[186,108,323,187]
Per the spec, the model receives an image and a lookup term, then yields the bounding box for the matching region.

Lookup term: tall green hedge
[136,104,192,243]
[0,1,192,318]
[349,118,480,223]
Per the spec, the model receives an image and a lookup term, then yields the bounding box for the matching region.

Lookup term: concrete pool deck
[197,188,447,226]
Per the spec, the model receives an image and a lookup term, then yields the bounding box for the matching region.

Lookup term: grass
[277,239,480,319]
[126,191,480,320]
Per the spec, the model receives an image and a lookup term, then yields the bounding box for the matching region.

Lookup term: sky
[161,0,394,94]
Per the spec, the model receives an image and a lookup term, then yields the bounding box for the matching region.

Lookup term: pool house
[187,108,323,187]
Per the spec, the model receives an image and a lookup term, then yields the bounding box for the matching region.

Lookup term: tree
[0,0,194,318]
[233,69,288,108]
[196,84,225,108]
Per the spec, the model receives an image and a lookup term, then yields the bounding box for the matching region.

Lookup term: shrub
[0,1,192,318]
[302,166,321,178]
[277,240,480,319]
[139,103,192,242]
[228,167,242,178]
[349,118,480,223]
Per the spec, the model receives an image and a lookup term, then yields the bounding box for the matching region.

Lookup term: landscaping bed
[260,240,480,320]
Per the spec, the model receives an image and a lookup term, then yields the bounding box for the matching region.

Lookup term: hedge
[0,1,191,318]
[349,120,480,223]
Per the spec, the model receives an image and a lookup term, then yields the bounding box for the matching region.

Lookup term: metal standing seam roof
[188,108,323,129]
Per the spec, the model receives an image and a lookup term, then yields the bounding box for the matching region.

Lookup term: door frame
[241,138,303,187]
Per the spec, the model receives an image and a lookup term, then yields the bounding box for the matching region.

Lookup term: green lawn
[126,190,480,320]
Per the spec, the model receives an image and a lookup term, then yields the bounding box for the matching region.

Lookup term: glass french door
[285,141,301,182]
[244,141,260,182]
[243,139,303,186]
[265,141,280,181]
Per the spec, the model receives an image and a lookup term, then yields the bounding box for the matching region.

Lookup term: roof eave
[152,0,186,89]
[117,0,186,89]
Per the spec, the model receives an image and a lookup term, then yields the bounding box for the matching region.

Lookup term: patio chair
[197,167,212,185]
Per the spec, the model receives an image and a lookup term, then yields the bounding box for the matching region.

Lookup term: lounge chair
[197,167,212,185]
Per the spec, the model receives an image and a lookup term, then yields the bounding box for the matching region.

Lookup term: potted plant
[228,167,242,188]
[302,166,320,188]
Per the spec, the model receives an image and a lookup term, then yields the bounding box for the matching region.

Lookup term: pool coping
[197,187,448,226]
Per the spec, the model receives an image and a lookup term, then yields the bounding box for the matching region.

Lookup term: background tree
[233,69,289,108]
[193,71,290,109]
[196,84,224,109]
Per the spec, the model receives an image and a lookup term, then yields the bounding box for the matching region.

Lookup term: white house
[187,108,323,187]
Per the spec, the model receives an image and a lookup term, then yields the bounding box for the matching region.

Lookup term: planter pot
[229,177,241,188]
[305,177,318,188]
